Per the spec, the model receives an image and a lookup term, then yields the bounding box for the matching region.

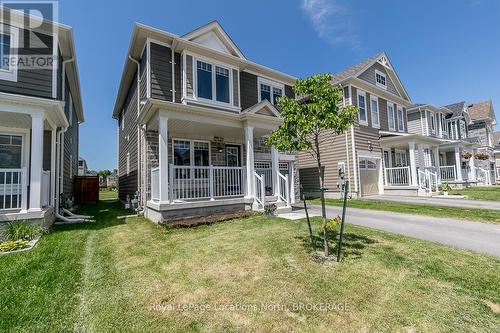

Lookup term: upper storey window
[397,106,404,131]
[0,25,18,82]
[258,78,283,105]
[375,70,387,90]
[196,60,232,105]
[215,66,230,103]
[197,61,213,100]
[357,90,367,126]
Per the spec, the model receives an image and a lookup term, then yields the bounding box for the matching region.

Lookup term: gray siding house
[113,21,297,222]
[0,8,84,226]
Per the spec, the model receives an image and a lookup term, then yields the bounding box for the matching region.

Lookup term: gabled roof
[467,100,496,123]
[331,52,412,103]
[493,131,500,147]
[182,21,245,59]
[241,99,280,118]
[443,101,466,119]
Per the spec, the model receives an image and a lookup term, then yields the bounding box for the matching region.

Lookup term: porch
[0,95,67,220]
[139,100,295,221]
[380,135,482,196]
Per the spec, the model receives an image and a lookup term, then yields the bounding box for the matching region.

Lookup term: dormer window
[258,78,284,105]
[375,70,387,89]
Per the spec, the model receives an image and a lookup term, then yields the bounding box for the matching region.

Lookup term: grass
[311,198,500,224]
[0,199,499,332]
[449,186,500,201]
[99,189,118,201]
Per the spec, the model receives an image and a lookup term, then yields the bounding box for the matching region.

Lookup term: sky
[57,0,500,171]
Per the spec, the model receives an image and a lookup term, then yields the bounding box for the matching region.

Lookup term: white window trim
[375,69,387,90]
[0,24,19,82]
[397,106,405,132]
[370,95,380,129]
[387,102,395,131]
[126,152,130,176]
[187,52,240,112]
[357,90,368,126]
[0,128,28,169]
[172,138,212,166]
[257,77,285,105]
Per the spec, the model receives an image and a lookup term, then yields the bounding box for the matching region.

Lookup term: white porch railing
[277,173,290,207]
[165,165,245,201]
[418,169,438,192]
[151,167,159,201]
[254,172,265,208]
[41,170,50,207]
[255,168,272,193]
[439,166,456,181]
[385,166,410,186]
[0,168,26,211]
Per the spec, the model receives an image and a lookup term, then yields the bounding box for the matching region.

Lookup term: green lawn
[311,198,500,224]
[99,190,118,201]
[0,200,499,332]
[449,186,500,201]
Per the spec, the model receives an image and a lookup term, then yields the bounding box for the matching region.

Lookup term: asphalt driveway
[363,195,500,210]
[300,204,500,257]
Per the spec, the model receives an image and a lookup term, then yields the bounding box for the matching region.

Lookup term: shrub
[4,222,40,241]
[475,152,490,160]
[0,240,29,252]
[442,182,452,192]
[324,215,341,232]
[264,203,277,216]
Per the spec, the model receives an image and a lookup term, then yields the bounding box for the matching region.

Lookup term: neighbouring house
[0,8,83,227]
[107,170,118,188]
[78,156,88,176]
[298,52,491,198]
[466,100,497,185]
[494,131,500,181]
[113,21,297,222]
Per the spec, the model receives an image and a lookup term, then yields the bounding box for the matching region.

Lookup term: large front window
[0,134,22,168]
[173,140,210,179]
[174,140,191,166]
[196,60,233,105]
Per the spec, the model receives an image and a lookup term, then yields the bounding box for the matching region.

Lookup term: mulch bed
[160,210,259,228]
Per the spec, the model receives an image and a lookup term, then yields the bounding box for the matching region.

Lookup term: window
[258,78,283,105]
[375,70,387,89]
[430,114,435,133]
[0,134,22,168]
[173,140,191,166]
[397,106,404,131]
[359,159,376,170]
[173,139,210,179]
[194,141,209,167]
[387,102,395,131]
[383,151,390,168]
[370,96,380,128]
[0,25,18,82]
[197,61,213,100]
[357,91,367,125]
[215,66,230,103]
[395,151,407,167]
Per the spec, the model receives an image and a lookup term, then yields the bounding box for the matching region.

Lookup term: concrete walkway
[363,195,500,210]
[288,205,500,257]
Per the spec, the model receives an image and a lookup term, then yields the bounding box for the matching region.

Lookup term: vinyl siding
[174,52,182,102]
[185,55,194,98]
[240,71,258,110]
[358,62,401,98]
[62,86,79,196]
[232,69,239,107]
[407,111,421,135]
[0,29,54,98]
[150,43,173,101]
[118,73,139,201]
[43,130,52,171]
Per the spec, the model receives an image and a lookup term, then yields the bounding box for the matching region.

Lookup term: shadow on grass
[297,229,377,260]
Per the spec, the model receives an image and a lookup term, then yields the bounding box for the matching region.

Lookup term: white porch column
[290,162,296,204]
[469,148,477,181]
[271,147,280,199]
[454,146,463,181]
[417,144,425,169]
[408,142,418,186]
[433,147,441,182]
[244,125,255,198]
[29,113,44,211]
[158,114,169,202]
[50,126,56,207]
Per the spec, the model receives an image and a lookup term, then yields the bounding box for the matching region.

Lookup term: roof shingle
[467,100,495,122]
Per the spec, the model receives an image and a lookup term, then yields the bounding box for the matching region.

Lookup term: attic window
[375,70,387,89]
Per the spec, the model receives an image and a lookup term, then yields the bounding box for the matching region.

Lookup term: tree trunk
[315,136,328,257]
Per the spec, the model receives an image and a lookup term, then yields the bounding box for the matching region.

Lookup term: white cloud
[301,0,359,48]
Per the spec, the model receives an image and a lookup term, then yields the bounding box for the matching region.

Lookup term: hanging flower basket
[475,152,490,160]
[461,151,472,159]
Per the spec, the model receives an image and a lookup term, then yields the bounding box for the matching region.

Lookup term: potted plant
[475,152,489,160]
[462,151,472,160]
[264,203,277,216]
[265,186,273,196]
[442,182,451,196]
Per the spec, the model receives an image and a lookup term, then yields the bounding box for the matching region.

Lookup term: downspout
[128,55,143,211]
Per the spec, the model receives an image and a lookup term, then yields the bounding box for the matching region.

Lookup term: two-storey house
[0,7,84,227]
[113,22,297,223]
[466,100,497,185]
[494,131,500,182]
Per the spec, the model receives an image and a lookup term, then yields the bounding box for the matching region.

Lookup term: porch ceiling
[380,134,443,148]
[0,111,60,131]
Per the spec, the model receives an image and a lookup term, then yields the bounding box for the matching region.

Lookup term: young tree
[266,73,358,256]
[98,170,112,181]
